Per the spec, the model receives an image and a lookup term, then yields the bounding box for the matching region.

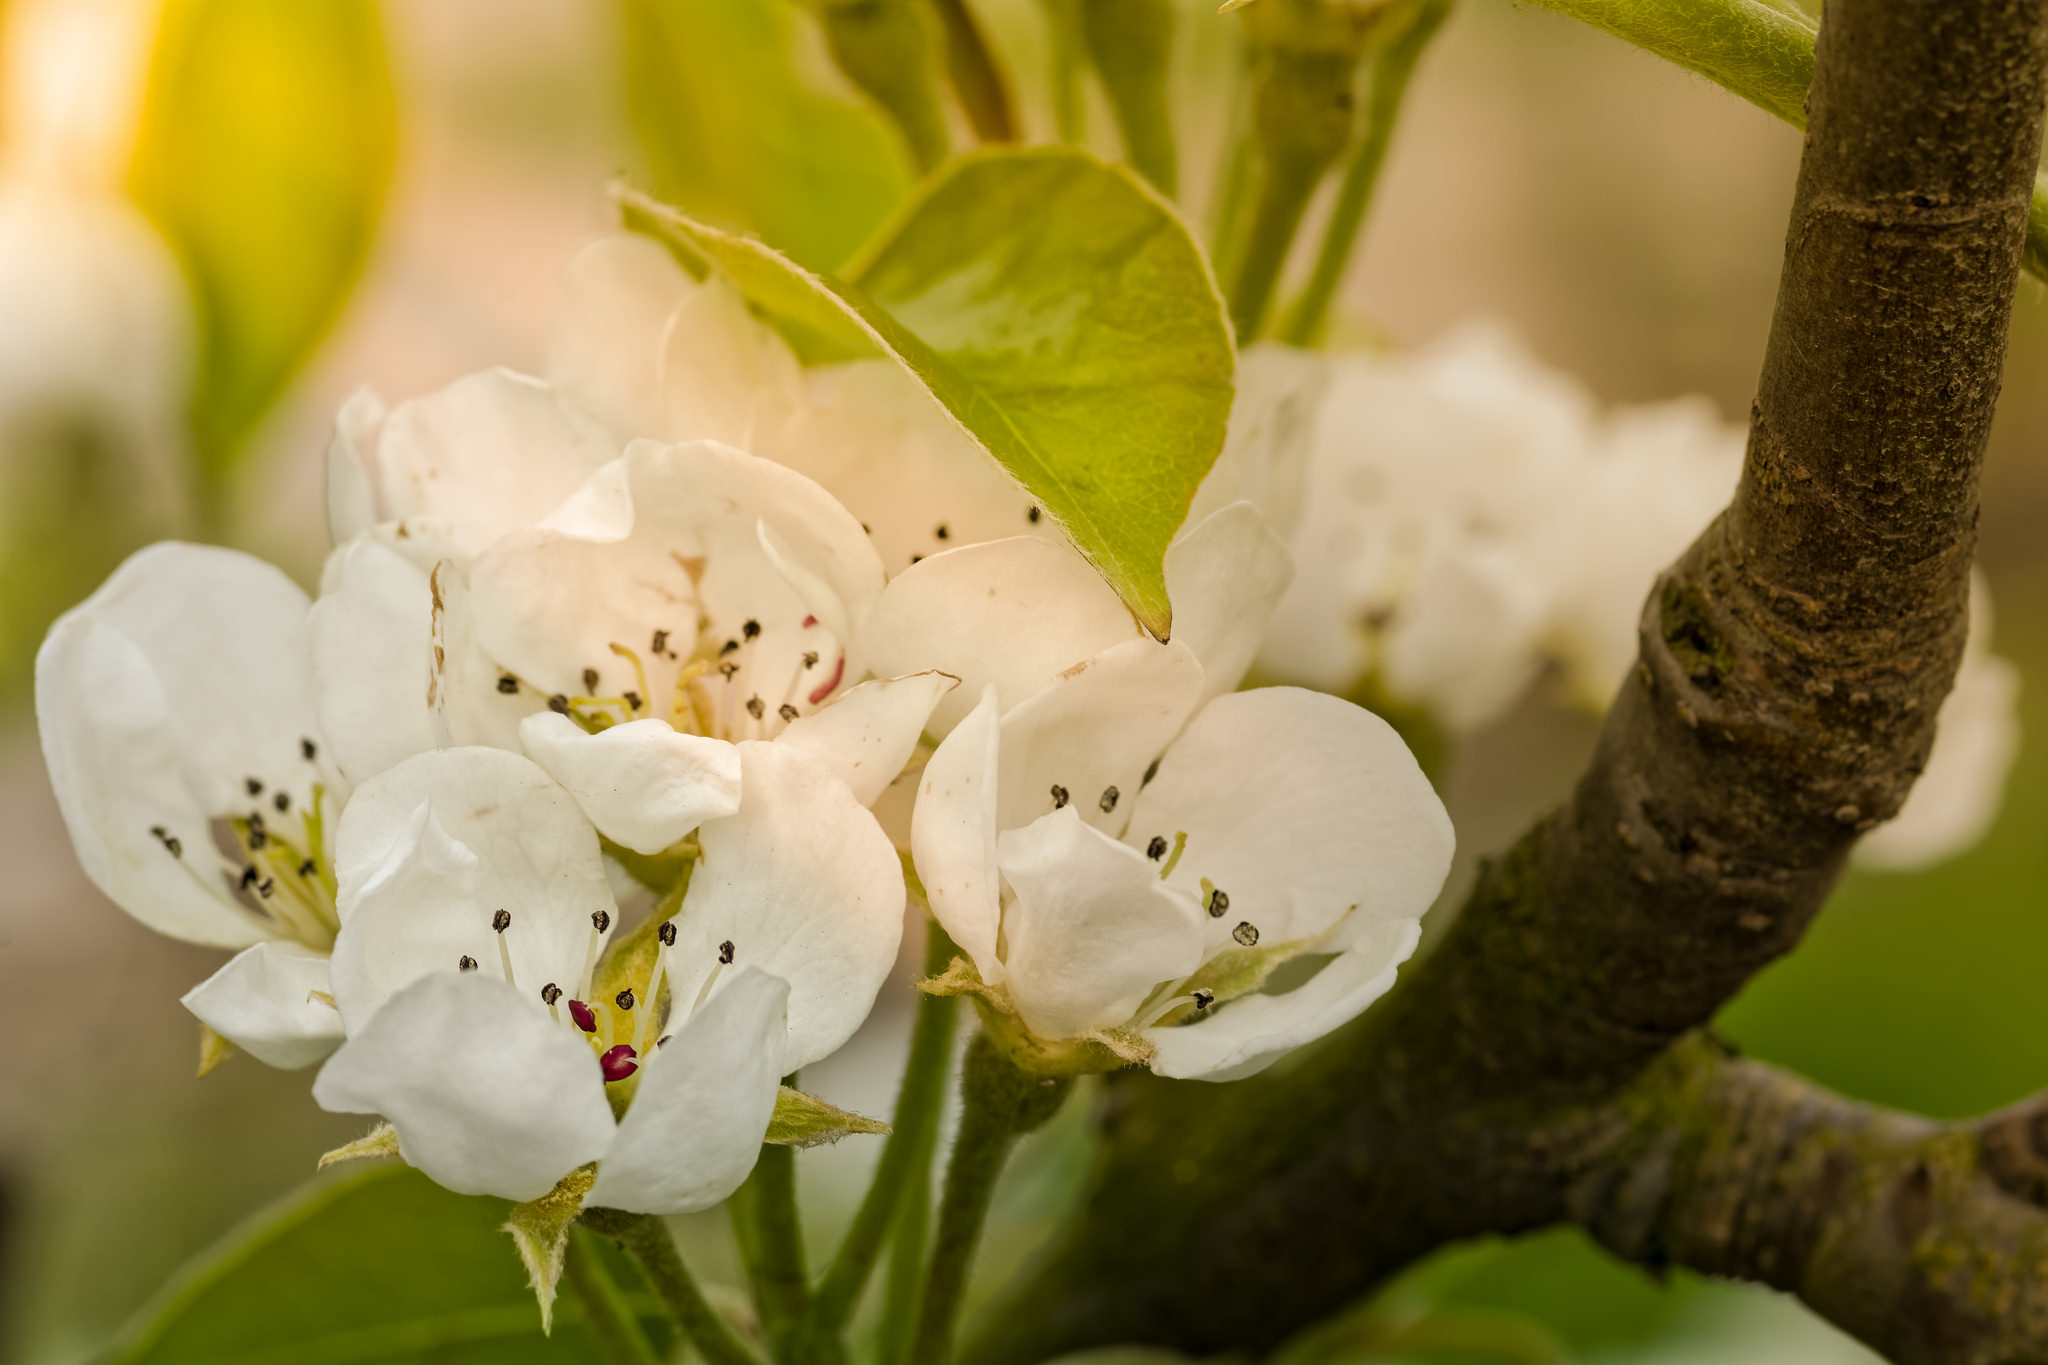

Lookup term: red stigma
[600,1044,639,1082]
[801,614,817,628]
[568,999,597,1033]
[808,654,846,705]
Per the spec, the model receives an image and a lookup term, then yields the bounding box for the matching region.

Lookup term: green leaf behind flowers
[103,1165,668,1365]
[621,147,1234,639]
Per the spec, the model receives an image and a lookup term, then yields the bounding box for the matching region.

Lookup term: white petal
[663,741,904,1072]
[1126,688,1453,952]
[181,942,344,1070]
[520,712,742,855]
[326,387,385,546]
[310,537,436,786]
[657,274,805,447]
[547,234,690,440]
[1164,501,1294,705]
[35,543,326,948]
[312,972,616,1202]
[1380,535,1550,731]
[910,685,1003,981]
[373,369,620,554]
[994,638,1204,836]
[1143,917,1421,1081]
[1857,648,2021,869]
[1185,342,1330,538]
[996,807,1208,1039]
[586,967,788,1215]
[777,671,957,807]
[861,536,1141,737]
[332,748,615,1028]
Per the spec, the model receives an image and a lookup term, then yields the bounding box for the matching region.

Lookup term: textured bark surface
[970,0,2048,1360]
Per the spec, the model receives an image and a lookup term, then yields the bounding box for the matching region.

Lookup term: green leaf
[130,0,395,482]
[766,1085,892,1148]
[622,147,1235,638]
[104,1165,667,1365]
[619,0,913,273]
[504,1166,598,1333]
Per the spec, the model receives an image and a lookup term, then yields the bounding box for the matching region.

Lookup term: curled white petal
[776,671,957,807]
[182,941,344,1070]
[520,712,742,855]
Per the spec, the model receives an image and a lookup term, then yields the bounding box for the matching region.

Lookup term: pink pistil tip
[801,614,817,628]
[568,999,598,1033]
[808,653,846,705]
[600,1044,639,1082]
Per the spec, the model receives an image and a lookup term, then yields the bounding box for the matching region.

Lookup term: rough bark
[971,0,2048,1360]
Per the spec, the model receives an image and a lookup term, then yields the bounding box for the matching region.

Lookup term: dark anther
[802,651,820,669]
[719,638,740,657]
[910,554,924,564]
[657,1035,671,1049]
[651,628,670,656]
[935,523,950,540]
[743,619,761,640]
[746,696,765,719]
[569,999,598,1032]
[246,776,263,797]
[1050,784,1070,809]
[1207,888,1230,919]
[718,661,739,680]
[492,909,511,933]
[256,878,275,898]
[582,667,599,692]
[1142,758,1161,786]
[1232,922,1260,947]
[541,983,563,1006]
[600,1044,639,1083]
[779,703,800,722]
[165,836,182,857]
[591,909,611,933]
[1193,988,1215,1010]
[151,824,166,839]
[248,827,268,850]
[273,791,290,813]
[1027,505,1042,524]
[718,940,736,965]
[458,955,479,971]
[1146,836,1168,860]
[247,809,265,830]
[658,921,677,947]
[297,858,316,877]
[615,987,636,1011]
[239,866,259,890]
[624,690,642,711]
[547,694,570,715]
[1099,786,1120,813]
[496,674,519,694]
[301,737,318,761]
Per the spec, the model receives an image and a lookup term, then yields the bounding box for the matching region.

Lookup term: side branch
[975,0,2048,1359]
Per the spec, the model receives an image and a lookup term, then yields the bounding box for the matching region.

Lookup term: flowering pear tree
[27,0,2048,1363]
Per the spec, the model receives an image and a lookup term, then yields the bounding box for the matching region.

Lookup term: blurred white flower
[875,512,1452,1079]
[314,746,818,1210]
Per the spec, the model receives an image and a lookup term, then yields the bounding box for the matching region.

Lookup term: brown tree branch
[972,0,2048,1360]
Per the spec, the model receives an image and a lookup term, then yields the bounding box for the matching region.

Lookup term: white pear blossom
[36,543,356,1068]
[312,744,906,1208]
[875,510,1454,1079]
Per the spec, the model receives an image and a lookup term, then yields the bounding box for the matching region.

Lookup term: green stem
[733,1138,810,1343]
[1229,154,1331,342]
[564,1227,663,1365]
[1038,0,1087,142]
[1280,0,1449,345]
[1079,0,1179,195]
[876,1116,938,1365]
[819,0,954,174]
[588,1210,761,1365]
[1206,46,1256,284]
[812,922,962,1331]
[930,0,1017,141]
[908,1032,1072,1365]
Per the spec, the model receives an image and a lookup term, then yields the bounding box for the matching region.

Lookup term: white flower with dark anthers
[36,543,358,1069]
[313,744,903,1208]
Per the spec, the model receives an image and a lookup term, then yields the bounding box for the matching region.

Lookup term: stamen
[1158,831,1188,880]
[256,877,275,898]
[801,651,820,669]
[493,909,517,986]
[1099,786,1120,813]
[246,777,263,797]
[600,1044,639,1082]
[1050,784,1070,810]
[248,826,268,851]
[1027,505,1042,524]
[719,940,735,964]
[615,987,636,1012]
[1194,988,1215,1010]
[935,523,950,540]
[779,703,800,722]
[576,909,610,1001]
[547,694,570,715]
[1142,757,1161,786]
[1201,879,1230,918]
[1232,922,1260,947]
[1140,993,1204,1028]
[301,738,318,761]
[637,922,677,1054]
[624,690,643,712]
[541,982,563,1022]
[742,619,761,640]
[297,858,316,877]
[745,695,765,721]
[458,955,479,972]
[583,667,600,693]
[718,639,740,657]
[659,921,677,947]
[239,866,259,890]
[1146,836,1169,861]
[497,674,519,694]
[569,999,598,1032]
[651,628,670,659]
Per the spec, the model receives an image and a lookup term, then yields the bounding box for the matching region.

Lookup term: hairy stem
[733,1139,810,1349]
[877,1118,939,1365]
[586,1210,761,1365]
[1280,0,1450,345]
[564,1227,662,1365]
[910,1031,1071,1365]
[813,922,962,1330]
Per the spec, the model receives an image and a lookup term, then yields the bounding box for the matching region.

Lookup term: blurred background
[0,0,2041,1361]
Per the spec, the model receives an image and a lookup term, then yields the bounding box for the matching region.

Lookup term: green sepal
[317,1121,399,1171]
[502,1164,597,1334]
[766,1086,893,1148]
[922,957,1154,1077]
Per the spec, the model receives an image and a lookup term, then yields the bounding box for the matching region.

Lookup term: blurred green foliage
[129,0,395,498]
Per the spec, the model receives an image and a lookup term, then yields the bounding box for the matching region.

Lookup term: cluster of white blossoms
[1255,321,2021,869]
[37,234,1455,1210]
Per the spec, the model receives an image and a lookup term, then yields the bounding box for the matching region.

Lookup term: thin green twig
[733,1139,809,1341]
[563,1227,663,1365]
[589,1210,761,1365]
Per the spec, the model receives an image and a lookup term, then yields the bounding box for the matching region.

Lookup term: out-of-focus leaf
[622,148,1234,639]
[102,1165,670,1365]
[620,0,912,273]
[129,0,394,481]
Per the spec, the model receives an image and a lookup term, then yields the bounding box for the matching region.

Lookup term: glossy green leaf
[619,0,912,273]
[103,1165,669,1365]
[622,147,1235,638]
[129,0,395,482]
